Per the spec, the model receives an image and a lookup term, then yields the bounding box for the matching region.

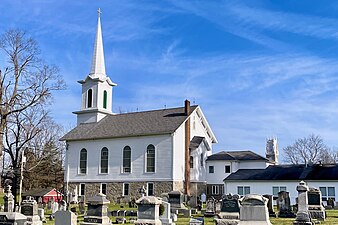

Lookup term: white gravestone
[160,201,175,225]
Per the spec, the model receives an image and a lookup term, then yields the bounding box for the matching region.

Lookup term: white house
[61,11,217,201]
[224,164,338,205]
[205,150,270,198]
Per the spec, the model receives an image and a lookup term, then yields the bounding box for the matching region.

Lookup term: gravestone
[4,185,14,213]
[70,189,78,204]
[60,200,67,211]
[0,212,27,225]
[168,191,186,210]
[160,201,174,225]
[55,210,77,225]
[293,181,314,225]
[307,188,325,220]
[238,194,272,225]
[201,193,206,204]
[215,194,240,225]
[135,196,162,225]
[47,198,52,210]
[21,196,42,225]
[81,193,112,225]
[215,200,221,213]
[37,208,45,222]
[263,195,276,217]
[189,217,204,225]
[204,198,215,217]
[37,197,42,209]
[277,191,295,218]
[51,202,59,217]
[188,196,198,208]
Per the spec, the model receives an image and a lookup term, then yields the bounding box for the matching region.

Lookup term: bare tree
[283,134,337,165]
[0,29,65,177]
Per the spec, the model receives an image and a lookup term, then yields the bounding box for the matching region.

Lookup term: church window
[87,89,93,108]
[200,153,204,167]
[103,90,107,109]
[101,183,107,195]
[80,183,85,196]
[147,183,154,196]
[79,149,87,174]
[146,144,155,173]
[190,156,194,168]
[123,146,131,173]
[123,183,129,196]
[209,166,214,173]
[100,147,109,173]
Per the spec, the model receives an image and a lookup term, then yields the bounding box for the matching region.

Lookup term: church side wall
[68,181,175,202]
[172,124,185,182]
[66,134,173,183]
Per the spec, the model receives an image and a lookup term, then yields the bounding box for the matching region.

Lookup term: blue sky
[2,0,338,160]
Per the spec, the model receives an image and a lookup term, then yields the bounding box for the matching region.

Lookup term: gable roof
[61,105,198,141]
[22,188,62,197]
[207,150,268,161]
[224,164,338,181]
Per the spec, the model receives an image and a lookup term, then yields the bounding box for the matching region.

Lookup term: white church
[62,10,338,204]
[61,11,217,202]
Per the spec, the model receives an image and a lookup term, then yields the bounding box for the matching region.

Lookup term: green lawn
[40,203,338,225]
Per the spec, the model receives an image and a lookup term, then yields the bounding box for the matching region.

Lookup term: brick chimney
[184,100,191,196]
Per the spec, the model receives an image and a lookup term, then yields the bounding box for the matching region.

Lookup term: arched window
[100,147,108,173]
[80,149,87,174]
[103,90,107,109]
[123,146,131,173]
[190,156,194,168]
[146,144,155,172]
[87,89,93,108]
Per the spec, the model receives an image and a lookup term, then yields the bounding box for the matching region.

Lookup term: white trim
[79,183,85,196]
[100,183,107,195]
[99,147,109,174]
[145,144,156,173]
[122,183,129,196]
[147,182,154,196]
[78,148,88,175]
[121,145,132,174]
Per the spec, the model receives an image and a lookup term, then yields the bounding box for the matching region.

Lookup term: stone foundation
[68,181,184,203]
[190,182,207,196]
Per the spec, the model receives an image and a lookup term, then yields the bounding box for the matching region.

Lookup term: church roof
[61,105,198,141]
[224,164,338,181]
[207,150,268,161]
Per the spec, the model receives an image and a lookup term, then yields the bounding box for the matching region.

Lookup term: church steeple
[90,8,106,79]
[74,8,117,125]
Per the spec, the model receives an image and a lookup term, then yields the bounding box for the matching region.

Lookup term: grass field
[38,203,338,225]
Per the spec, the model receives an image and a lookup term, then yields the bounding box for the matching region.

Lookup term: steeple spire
[90,8,106,78]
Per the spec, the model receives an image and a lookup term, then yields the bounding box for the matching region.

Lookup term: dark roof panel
[61,106,197,141]
[225,164,338,181]
[207,150,268,161]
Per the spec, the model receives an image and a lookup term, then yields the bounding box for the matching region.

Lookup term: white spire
[90,8,106,78]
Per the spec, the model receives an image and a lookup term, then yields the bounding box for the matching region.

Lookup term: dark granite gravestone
[81,193,112,225]
[277,191,296,218]
[21,197,42,225]
[263,194,276,217]
[215,194,240,225]
[307,187,325,220]
[168,191,185,209]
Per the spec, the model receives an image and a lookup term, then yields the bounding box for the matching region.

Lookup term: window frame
[147,183,154,196]
[200,153,204,167]
[87,89,93,108]
[146,144,156,173]
[190,156,194,168]
[80,183,85,196]
[79,148,87,174]
[122,146,132,173]
[212,185,219,195]
[101,183,107,195]
[103,90,107,109]
[237,186,250,196]
[320,186,335,201]
[272,186,287,196]
[209,165,214,173]
[225,165,231,173]
[100,147,109,174]
[123,183,129,196]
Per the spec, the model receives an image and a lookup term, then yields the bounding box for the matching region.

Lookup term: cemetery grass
[40,205,338,225]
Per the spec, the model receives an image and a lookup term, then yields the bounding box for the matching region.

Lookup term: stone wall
[68,181,177,203]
